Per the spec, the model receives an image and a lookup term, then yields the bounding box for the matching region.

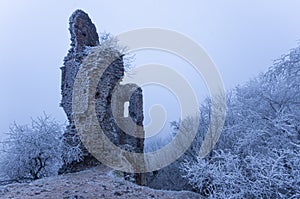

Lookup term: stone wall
[60,10,145,184]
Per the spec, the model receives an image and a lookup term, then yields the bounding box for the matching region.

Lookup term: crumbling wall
[60,10,100,169]
[60,10,145,184]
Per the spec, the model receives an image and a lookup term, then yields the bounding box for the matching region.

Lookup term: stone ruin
[60,9,145,185]
[60,9,198,190]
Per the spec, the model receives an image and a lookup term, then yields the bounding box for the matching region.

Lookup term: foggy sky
[1,0,300,139]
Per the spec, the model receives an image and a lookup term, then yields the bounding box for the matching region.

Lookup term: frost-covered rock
[60,10,145,185]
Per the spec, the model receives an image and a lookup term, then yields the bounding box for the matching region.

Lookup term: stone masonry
[60,10,145,185]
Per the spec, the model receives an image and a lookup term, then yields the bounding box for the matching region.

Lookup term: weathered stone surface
[60,10,145,185]
[60,10,100,171]
[61,9,99,124]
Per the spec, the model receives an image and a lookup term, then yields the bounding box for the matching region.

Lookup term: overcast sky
[1,0,300,140]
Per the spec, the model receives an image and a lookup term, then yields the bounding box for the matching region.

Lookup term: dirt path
[0,165,201,199]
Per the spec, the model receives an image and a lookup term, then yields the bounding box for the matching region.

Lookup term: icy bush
[0,114,84,181]
[0,115,63,180]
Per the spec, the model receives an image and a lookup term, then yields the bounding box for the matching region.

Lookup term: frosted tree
[181,150,248,198]
[182,148,300,198]
[181,44,300,198]
[1,115,63,180]
[61,131,84,165]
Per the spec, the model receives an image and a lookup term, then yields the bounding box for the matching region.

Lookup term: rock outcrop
[60,10,145,184]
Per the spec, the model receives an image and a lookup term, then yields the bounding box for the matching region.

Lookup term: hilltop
[0,165,200,199]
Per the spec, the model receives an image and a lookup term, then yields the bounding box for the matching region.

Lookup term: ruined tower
[60,10,145,184]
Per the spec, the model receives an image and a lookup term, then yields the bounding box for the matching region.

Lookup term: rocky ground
[0,165,201,199]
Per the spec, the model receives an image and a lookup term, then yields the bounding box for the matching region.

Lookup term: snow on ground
[0,165,201,199]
